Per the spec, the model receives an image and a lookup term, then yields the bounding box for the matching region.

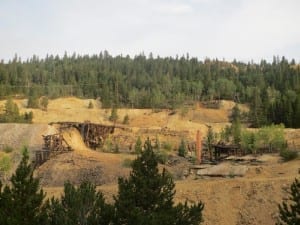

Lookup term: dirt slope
[0,124,57,157]
[44,157,300,225]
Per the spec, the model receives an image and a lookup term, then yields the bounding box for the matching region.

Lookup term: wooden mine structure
[43,133,72,152]
[51,122,115,149]
[34,133,72,167]
[34,150,50,167]
[34,122,115,167]
[187,140,241,163]
[213,144,241,161]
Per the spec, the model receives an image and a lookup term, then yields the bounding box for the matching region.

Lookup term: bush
[0,98,33,123]
[0,154,11,172]
[3,145,13,153]
[122,158,133,168]
[178,139,186,157]
[88,100,94,109]
[135,136,142,154]
[180,107,189,117]
[102,138,113,152]
[162,141,172,151]
[109,107,118,123]
[122,114,129,125]
[40,96,49,111]
[280,149,298,161]
[27,94,39,108]
[113,144,120,153]
[156,151,168,164]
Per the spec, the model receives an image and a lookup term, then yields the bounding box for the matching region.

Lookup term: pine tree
[134,136,142,154]
[277,178,300,225]
[230,104,242,145]
[230,104,241,123]
[114,140,204,225]
[123,114,129,125]
[0,147,46,225]
[293,94,300,128]
[1,98,20,122]
[109,107,118,123]
[27,88,39,108]
[249,87,266,127]
[206,126,215,161]
[46,181,113,225]
[40,96,49,111]
[178,138,186,157]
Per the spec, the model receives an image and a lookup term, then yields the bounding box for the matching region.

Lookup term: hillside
[0,97,299,225]
[44,155,300,225]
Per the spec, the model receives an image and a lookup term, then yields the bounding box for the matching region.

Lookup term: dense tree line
[0,53,300,127]
[0,143,204,225]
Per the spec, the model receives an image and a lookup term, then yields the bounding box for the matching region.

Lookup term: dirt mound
[36,151,114,186]
[61,127,89,151]
[36,150,134,186]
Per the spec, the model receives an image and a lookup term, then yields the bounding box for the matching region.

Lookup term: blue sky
[1,0,300,62]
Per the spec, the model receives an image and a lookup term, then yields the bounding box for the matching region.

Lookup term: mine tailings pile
[34,122,115,167]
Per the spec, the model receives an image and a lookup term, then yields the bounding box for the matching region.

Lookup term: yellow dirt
[44,157,300,225]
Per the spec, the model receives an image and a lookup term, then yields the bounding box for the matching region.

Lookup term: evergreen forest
[0,52,300,128]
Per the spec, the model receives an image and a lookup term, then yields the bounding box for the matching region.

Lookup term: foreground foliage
[45,181,113,225]
[0,147,46,225]
[114,139,204,225]
[277,178,300,225]
[0,142,204,225]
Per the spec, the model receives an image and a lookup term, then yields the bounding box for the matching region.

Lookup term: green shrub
[109,107,118,122]
[180,107,189,117]
[178,139,186,157]
[88,100,94,109]
[3,145,13,153]
[162,142,172,151]
[135,136,142,154]
[40,96,49,111]
[0,155,11,172]
[102,138,113,152]
[113,144,120,153]
[155,151,168,164]
[122,114,129,125]
[122,158,133,168]
[280,149,298,161]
